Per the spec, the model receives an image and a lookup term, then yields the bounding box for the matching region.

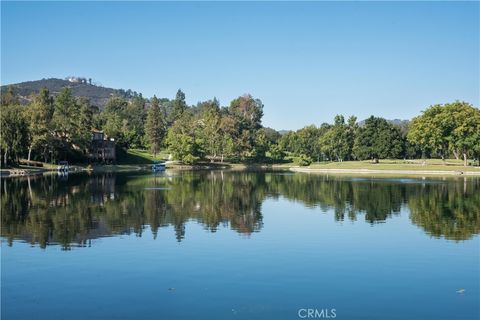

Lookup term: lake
[1,171,479,320]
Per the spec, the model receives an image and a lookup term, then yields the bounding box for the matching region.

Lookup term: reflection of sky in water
[2,193,479,320]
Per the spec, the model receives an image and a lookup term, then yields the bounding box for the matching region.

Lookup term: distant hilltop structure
[66,76,92,85]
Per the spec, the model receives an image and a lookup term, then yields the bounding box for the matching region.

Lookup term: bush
[296,154,312,166]
[182,154,199,165]
[268,144,285,162]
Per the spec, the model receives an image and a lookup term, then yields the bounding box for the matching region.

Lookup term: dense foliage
[1,85,479,166]
[408,101,480,166]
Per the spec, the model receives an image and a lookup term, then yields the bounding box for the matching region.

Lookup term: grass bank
[4,157,479,177]
[116,149,169,164]
[284,159,480,176]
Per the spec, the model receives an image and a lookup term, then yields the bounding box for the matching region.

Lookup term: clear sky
[1,1,479,130]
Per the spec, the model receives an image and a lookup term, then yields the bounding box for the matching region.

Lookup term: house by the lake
[88,129,116,163]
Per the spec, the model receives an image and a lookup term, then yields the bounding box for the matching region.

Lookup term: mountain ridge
[1,78,141,109]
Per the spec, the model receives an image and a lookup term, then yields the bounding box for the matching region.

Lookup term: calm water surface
[1,171,479,320]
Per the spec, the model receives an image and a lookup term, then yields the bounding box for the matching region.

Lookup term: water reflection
[1,171,479,249]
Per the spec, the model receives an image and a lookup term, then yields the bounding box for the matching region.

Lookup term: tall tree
[320,115,351,162]
[24,88,54,161]
[227,95,264,159]
[1,105,30,166]
[145,96,166,158]
[52,88,77,142]
[172,89,187,121]
[198,99,222,161]
[124,96,146,148]
[75,98,94,149]
[353,116,404,162]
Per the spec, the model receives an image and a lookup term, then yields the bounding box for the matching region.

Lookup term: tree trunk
[3,150,7,167]
[28,147,32,162]
[453,150,460,160]
[463,153,468,167]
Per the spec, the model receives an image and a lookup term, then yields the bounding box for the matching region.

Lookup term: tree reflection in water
[1,172,479,249]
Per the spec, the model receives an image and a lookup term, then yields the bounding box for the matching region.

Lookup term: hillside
[358,118,409,127]
[1,78,139,108]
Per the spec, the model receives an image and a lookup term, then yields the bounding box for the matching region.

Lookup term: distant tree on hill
[1,86,19,106]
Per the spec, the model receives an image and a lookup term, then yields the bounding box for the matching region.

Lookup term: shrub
[296,154,312,166]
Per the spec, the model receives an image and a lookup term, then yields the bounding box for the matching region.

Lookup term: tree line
[1,85,479,166]
[274,103,479,166]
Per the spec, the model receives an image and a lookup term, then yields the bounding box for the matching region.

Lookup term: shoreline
[289,167,480,176]
[0,163,277,177]
[3,162,480,178]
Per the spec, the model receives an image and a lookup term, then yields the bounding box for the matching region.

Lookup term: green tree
[353,116,404,162]
[251,128,269,161]
[218,115,237,162]
[319,115,351,162]
[408,105,450,159]
[198,99,222,161]
[24,88,54,161]
[101,96,128,146]
[408,102,480,165]
[172,89,187,122]
[268,143,285,162]
[50,88,93,161]
[1,105,30,166]
[166,110,205,164]
[227,95,264,159]
[145,96,166,158]
[124,96,146,148]
[52,88,79,159]
[0,86,19,106]
[446,102,480,166]
[75,98,94,149]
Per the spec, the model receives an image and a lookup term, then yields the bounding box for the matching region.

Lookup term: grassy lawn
[301,159,479,171]
[116,149,170,164]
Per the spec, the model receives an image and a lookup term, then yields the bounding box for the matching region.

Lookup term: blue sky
[1,1,479,130]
